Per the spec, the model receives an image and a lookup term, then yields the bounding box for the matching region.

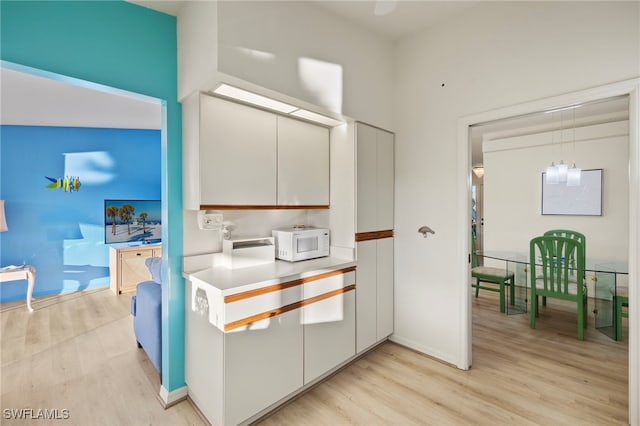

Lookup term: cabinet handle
[136,253,142,256]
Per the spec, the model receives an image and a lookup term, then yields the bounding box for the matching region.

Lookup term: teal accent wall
[1,1,185,392]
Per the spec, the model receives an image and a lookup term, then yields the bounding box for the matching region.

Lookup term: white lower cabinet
[225,310,303,426]
[356,240,378,352]
[376,238,394,340]
[185,266,356,425]
[303,272,356,384]
[356,238,394,354]
[186,281,302,426]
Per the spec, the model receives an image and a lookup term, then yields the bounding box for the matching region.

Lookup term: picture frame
[541,168,603,216]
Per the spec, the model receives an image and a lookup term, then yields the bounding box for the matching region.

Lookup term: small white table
[0,265,35,312]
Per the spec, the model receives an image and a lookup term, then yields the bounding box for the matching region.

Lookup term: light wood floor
[1,288,628,425]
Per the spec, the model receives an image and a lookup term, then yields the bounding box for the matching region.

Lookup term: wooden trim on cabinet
[224,284,356,332]
[224,266,357,304]
[200,204,329,210]
[355,229,394,242]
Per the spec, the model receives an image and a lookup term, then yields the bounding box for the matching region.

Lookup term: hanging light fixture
[545,111,559,184]
[546,162,559,184]
[557,160,569,183]
[544,105,582,186]
[567,162,582,186]
[566,108,582,186]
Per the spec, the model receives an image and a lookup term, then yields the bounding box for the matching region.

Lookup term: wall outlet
[197,211,223,230]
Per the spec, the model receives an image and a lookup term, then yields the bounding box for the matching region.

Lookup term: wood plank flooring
[1,287,628,425]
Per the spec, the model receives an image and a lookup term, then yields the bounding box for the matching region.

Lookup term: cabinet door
[119,248,153,293]
[200,95,277,205]
[302,272,356,384]
[376,238,394,340]
[356,123,378,233]
[277,116,329,206]
[357,123,394,232]
[356,240,377,353]
[377,130,394,230]
[225,309,303,425]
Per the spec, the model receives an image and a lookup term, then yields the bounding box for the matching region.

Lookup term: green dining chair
[542,229,586,306]
[471,231,515,313]
[615,287,629,341]
[543,229,586,272]
[530,235,587,340]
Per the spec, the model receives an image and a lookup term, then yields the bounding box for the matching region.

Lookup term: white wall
[216,1,394,129]
[177,1,218,101]
[393,2,639,364]
[483,121,629,263]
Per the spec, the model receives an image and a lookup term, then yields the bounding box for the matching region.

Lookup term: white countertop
[184,256,356,297]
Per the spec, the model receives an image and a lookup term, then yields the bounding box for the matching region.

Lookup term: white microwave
[272,227,330,262]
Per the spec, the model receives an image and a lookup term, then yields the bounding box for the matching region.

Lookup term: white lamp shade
[557,161,569,183]
[0,200,7,232]
[566,166,582,186]
[545,164,559,184]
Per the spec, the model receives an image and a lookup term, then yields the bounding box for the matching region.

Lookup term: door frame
[457,78,639,424]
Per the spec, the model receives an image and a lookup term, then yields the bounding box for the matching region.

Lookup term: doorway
[0,60,167,378]
[458,80,640,423]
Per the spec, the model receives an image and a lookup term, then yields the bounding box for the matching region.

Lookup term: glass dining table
[478,250,629,341]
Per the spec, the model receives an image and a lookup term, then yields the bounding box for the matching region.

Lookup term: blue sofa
[131,257,162,374]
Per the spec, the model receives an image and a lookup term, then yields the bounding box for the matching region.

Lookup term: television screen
[104,199,161,244]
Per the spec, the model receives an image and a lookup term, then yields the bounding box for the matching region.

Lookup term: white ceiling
[129,0,478,41]
[0,67,162,129]
[312,1,477,40]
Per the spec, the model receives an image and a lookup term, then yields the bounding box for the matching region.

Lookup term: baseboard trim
[388,335,463,369]
[159,385,188,408]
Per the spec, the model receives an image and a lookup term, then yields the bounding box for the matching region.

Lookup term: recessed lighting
[212,83,344,127]
[212,84,298,114]
[290,109,344,127]
[543,104,583,114]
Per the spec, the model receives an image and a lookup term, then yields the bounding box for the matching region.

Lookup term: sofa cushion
[145,256,162,284]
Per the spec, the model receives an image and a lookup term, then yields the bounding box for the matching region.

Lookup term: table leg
[26,267,35,312]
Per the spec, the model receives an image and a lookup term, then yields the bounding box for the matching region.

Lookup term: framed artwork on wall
[541,168,603,216]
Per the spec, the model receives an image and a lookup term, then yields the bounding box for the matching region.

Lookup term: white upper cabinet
[356,123,378,233]
[277,116,329,206]
[183,93,330,209]
[356,122,394,232]
[200,94,277,206]
[376,129,395,230]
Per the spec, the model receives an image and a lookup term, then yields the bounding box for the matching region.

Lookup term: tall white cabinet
[183,93,329,210]
[354,122,395,353]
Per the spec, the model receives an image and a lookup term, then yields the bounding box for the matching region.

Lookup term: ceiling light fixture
[543,103,583,114]
[212,83,344,127]
[290,109,344,127]
[212,84,298,114]
[472,166,484,179]
[566,108,582,186]
[545,107,581,186]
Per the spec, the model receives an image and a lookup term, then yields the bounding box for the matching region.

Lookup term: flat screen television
[104,199,161,244]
